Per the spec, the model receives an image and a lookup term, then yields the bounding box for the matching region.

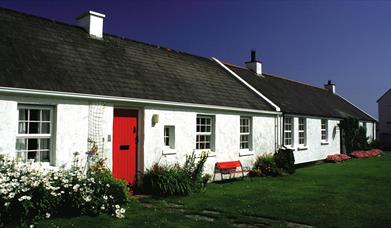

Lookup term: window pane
[41,123,50,134]
[30,110,40,121]
[16,138,27,150]
[29,122,39,134]
[40,151,50,162]
[18,122,28,134]
[28,138,38,150]
[19,109,28,121]
[27,151,38,161]
[42,110,50,121]
[16,151,26,162]
[205,143,210,149]
[40,139,50,150]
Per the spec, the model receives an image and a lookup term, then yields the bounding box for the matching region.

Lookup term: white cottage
[0,9,280,186]
[0,8,377,187]
[223,51,377,163]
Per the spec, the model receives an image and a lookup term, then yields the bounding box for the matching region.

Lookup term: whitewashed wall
[359,121,376,141]
[0,100,17,156]
[0,95,116,169]
[143,106,277,177]
[55,104,89,167]
[286,116,340,164]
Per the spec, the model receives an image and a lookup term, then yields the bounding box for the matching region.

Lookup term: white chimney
[245,50,262,75]
[76,11,106,39]
[324,80,336,94]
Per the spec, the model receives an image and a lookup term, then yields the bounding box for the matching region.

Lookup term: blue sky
[1,0,390,118]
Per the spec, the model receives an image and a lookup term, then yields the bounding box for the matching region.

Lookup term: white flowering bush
[0,154,129,226]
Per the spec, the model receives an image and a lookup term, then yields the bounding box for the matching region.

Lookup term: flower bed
[0,155,129,226]
[326,154,351,163]
[350,149,382,158]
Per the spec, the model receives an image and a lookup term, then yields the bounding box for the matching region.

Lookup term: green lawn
[38,155,391,227]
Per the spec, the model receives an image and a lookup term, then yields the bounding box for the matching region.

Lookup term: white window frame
[240,117,252,150]
[284,116,293,147]
[196,115,214,151]
[321,119,328,142]
[16,105,54,163]
[163,125,175,150]
[298,117,306,146]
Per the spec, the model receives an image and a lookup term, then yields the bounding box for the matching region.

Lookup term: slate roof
[0,8,275,112]
[226,64,375,121]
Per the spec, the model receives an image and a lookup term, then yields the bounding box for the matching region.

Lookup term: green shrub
[368,139,383,150]
[142,151,209,196]
[339,118,370,153]
[253,154,281,176]
[274,148,295,174]
[142,164,192,196]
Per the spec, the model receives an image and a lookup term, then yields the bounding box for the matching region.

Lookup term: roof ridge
[263,72,328,92]
[0,6,211,63]
[224,62,329,92]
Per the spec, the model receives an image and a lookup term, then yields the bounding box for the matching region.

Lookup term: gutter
[211,57,281,112]
[0,86,281,115]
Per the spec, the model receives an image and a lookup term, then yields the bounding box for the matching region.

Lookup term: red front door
[113,109,138,186]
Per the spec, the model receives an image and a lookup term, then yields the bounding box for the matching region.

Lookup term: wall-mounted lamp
[152,114,159,126]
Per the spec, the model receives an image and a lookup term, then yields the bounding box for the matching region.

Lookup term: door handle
[120,145,130,150]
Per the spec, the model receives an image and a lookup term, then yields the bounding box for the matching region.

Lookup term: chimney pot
[76,11,106,39]
[324,80,336,94]
[246,50,263,75]
[251,50,256,62]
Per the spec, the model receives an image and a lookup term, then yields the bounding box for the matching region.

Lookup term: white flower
[100,205,105,210]
[45,213,51,218]
[4,202,10,207]
[84,196,91,202]
[106,184,110,187]
[115,204,120,209]
[103,195,108,200]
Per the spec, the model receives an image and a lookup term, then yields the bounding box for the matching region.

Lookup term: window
[196,115,214,150]
[163,126,175,149]
[16,106,53,162]
[284,117,293,146]
[321,119,328,141]
[298,117,306,145]
[240,117,252,149]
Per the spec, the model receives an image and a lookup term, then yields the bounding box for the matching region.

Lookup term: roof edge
[0,87,281,115]
[377,88,391,102]
[336,93,377,122]
[211,57,281,112]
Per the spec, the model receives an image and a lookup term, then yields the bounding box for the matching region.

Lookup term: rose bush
[325,154,351,163]
[350,149,382,158]
[0,154,129,226]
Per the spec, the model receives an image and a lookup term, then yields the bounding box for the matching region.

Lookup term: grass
[38,154,391,227]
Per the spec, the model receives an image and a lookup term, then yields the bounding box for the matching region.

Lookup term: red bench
[213,160,252,181]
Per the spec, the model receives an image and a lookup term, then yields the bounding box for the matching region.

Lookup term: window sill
[239,150,254,157]
[321,141,329,145]
[283,145,295,150]
[195,149,216,157]
[297,146,308,151]
[162,149,176,155]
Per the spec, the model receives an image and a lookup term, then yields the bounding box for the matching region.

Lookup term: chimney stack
[245,50,262,75]
[76,11,106,39]
[324,80,336,94]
